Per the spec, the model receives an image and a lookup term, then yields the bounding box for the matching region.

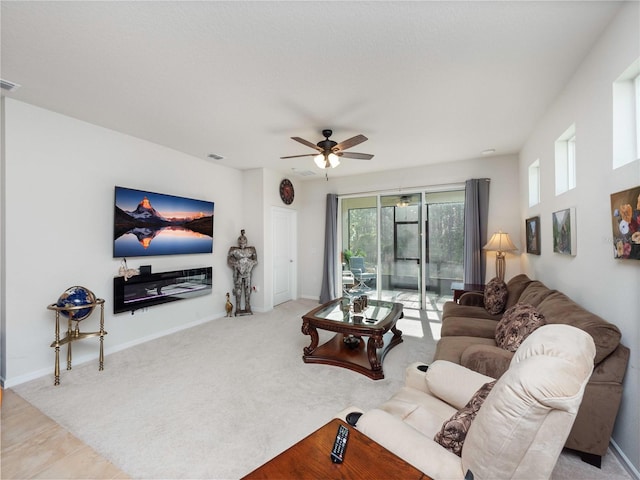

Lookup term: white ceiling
[0,1,623,180]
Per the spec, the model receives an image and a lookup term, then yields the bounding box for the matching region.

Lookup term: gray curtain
[463,179,490,284]
[319,194,338,303]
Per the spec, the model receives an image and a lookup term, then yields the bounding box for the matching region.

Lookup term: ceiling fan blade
[280,153,317,159]
[338,152,374,160]
[291,137,323,152]
[333,134,368,152]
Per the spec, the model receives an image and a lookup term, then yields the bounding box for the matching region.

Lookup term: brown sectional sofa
[435,274,630,467]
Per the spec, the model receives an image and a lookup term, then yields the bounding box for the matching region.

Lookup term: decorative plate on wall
[279,178,294,205]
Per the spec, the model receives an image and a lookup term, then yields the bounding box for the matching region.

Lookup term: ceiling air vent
[0,79,21,92]
[292,169,317,177]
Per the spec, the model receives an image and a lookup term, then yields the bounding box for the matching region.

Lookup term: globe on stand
[56,286,96,321]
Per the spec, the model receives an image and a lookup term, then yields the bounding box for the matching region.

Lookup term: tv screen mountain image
[113,186,214,257]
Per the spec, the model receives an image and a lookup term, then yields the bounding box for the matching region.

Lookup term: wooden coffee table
[301,298,403,380]
[241,418,430,479]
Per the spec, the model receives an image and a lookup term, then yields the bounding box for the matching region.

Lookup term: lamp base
[495,252,506,281]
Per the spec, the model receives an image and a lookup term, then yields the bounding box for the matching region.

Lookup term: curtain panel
[463,179,490,284]
[319,194,338,304]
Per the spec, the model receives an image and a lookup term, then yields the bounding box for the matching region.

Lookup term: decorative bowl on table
[343,335,361,349]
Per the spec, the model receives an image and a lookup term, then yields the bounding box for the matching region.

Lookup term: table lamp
[484,231,517,281]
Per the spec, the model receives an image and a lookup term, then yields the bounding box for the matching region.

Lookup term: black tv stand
[113,266,212,314]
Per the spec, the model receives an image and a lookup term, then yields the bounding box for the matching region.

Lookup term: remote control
[330,424,349,463]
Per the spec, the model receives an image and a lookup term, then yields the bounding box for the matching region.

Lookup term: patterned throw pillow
[495,302,547,352]
[483,277,508,314]
[434,381,497,456]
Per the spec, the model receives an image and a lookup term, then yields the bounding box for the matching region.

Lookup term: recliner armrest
[357,409,464,479]
[405,362,430,393]
[426,360,495,410]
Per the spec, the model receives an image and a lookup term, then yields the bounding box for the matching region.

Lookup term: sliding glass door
[380,194,422,308]
[340,196,378,295]
[424,191,465,299]
[339,188,464,310]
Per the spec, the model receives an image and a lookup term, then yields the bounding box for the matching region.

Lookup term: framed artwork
[552,208,576,256]
[114,186,214,257]
[610,185,640,260]
[525,216,540,255]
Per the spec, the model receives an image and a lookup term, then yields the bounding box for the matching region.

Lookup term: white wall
[1,98,244,386]
[298,154,521,300]
[239,168,299,312]
[519,1,640,471]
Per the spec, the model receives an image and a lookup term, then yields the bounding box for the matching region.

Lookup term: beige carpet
[14,299,632,479]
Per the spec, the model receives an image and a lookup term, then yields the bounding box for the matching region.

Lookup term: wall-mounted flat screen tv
[114,186,214,257]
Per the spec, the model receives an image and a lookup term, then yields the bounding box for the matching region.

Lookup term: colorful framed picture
[114,186,214,257]
[610,185,640,260]
[525,216,540,255]
[552,208,576,256]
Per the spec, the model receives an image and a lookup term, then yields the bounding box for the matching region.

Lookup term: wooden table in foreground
[242,418,430,480]
[301,298,403,380]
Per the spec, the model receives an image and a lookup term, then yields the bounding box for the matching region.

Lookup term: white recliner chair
[340,324,595,480]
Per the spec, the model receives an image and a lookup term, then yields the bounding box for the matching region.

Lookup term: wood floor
[1,389,129,479]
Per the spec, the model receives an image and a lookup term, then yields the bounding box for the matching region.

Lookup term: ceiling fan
[280,129,374,169]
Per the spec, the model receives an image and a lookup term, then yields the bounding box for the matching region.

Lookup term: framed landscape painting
[610,185,640,260]
[525,216,540,255]
[114,186,214,258]
[552,208,576,256]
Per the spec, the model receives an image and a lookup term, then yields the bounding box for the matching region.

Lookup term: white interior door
[272,207,297,306]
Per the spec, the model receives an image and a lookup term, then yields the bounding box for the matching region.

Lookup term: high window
[555,124,576,195]
[528,159,540,207]
[613,58,640,169]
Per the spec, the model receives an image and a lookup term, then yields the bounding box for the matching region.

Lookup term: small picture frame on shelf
[525,216,540,255]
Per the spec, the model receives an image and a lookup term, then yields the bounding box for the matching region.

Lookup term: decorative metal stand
[47,299,106,386]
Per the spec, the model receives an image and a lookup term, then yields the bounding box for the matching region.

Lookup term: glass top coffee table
[301,297,404,380]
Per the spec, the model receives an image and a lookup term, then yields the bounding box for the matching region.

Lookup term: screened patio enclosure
[339,189,465,310]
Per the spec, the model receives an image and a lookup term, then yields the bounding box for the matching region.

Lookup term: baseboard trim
[2,311,225,388]
[300,294,320,301]
[610,438,640,480]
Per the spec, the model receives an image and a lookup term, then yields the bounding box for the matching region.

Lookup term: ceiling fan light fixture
[314,153,340,169]
[397,195,411,207]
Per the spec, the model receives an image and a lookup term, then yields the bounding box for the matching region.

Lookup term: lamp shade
[483,231,517,253]
[484,231,517,281]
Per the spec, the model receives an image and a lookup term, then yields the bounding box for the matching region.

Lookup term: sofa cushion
[441,316,498,338]
[536,291,621,364]
[434,336,497,364]
[434,381,496,456]
[484,278,508,314]
[504,274,534,310]
[518,281,554,307]
[461,345,514,379]
[495,303,546,352]
[442,301,501,322]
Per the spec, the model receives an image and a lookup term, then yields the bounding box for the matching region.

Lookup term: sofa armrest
[460,345,514,379]
[357,408,464,479]
[459,291,485,307]
[427,360,495,410]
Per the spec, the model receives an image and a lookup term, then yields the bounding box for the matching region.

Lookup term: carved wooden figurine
[225,292,233,317]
